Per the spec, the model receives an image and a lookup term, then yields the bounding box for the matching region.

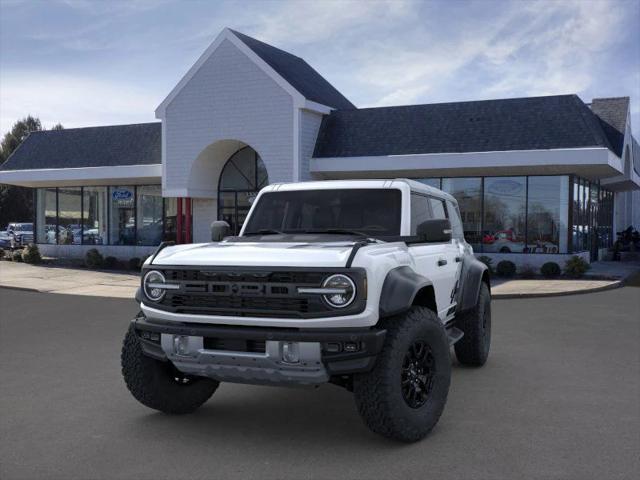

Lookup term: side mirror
[417,219,452,243]
[211,220,231,242]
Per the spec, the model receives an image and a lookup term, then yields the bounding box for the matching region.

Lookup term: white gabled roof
[155,28,349,117]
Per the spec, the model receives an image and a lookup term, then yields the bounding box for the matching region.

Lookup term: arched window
[217,147,268,234]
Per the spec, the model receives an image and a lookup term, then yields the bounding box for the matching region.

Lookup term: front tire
[121,325,219,414]
[353,307,451,442]
[454,282,491,366]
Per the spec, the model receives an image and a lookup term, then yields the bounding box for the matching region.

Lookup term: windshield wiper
[243,229,286,236]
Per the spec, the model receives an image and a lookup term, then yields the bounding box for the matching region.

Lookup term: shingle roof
[230,29,355,110]
[590,97,629,157]
[313,94,616,158]
[0,122,161,171]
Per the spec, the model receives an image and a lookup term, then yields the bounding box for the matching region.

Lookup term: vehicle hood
[150,241,359,268]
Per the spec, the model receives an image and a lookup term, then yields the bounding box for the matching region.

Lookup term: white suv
[122,179,491,442]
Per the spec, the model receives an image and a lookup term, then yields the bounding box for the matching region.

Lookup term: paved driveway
[0,287,638,480]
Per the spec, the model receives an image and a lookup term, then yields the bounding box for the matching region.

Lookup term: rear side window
[410,194,432,234]
[446,200,464,239]
[429,198,447,219]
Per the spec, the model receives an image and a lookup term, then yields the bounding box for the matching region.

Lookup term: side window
[446,200,464,240]
[429,198,447,219]
[410,193,432,234]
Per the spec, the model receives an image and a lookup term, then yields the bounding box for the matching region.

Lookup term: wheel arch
[459,256,490,312]
[378,266,436,318]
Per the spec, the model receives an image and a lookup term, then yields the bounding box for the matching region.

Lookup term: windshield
[243,189,402,238]
[12,224,33,231]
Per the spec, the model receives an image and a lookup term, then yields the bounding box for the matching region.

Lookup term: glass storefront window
[137,185,163,245]
[416,178,441,189]
[218,147,269,235]
[218,191,237,234]
[441,178,482,251]
[36,188,57,244]
[571,176,613,257]
[83,187,107,245]
[163,198,177,242]
[526,176,569,254]
[109,186,136,245]
[57,188,82,245]
[483,177,526,253]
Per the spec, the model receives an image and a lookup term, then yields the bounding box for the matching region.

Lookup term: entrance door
[217,147,268,234]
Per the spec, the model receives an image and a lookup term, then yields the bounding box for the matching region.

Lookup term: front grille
[147,267,366,319]
[163,269,326,285]
[169,294,309,318]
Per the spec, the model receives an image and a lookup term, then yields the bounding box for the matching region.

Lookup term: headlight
[322,274,356,308]
[143,270,167,302]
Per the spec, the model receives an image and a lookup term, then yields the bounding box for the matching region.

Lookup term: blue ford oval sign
[112,189,133,200]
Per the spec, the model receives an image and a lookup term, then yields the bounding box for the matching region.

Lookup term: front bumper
[133,315,386,386]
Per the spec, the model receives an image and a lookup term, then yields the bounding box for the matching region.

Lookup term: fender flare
[379,266,434,318]
[458,256,490,312]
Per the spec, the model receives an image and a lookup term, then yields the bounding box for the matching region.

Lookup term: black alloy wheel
[401,340,436,408]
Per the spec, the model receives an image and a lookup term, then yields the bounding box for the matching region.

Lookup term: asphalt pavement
[0,286,638,480]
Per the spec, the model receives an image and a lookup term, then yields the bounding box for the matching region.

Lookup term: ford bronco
[122,179,491,442]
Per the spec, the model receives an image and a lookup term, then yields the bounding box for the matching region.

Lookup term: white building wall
[298,110,324,181]
[192,198,217,243]
[163,39,294,195]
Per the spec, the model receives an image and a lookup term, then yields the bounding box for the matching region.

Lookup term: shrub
[496,260,516,277]
[564,256,590,278]
[478,255,494,274]
[540,262,561,278]
[128,257,141,271]
[103,256,118,269]
[11,250,23,262]
[21,244,42,264]
[85,248,103,269]
[519,264,536,279]
[0,249,5,260]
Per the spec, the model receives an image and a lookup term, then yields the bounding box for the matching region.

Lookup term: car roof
[262,179,456,203]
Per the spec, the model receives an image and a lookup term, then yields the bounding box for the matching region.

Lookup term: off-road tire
[121,325,219,414]
[353,306,451,442]
[454,282,491,366]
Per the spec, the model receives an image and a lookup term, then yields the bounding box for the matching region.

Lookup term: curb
[0,284,40,293]
[492,279,623,300]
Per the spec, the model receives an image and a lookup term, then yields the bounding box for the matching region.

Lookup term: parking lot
[1,285,638,480]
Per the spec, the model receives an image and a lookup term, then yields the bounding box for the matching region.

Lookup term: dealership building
[1,28,638,265]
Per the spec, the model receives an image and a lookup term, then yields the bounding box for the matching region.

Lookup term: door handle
[437,259,447,267]
[455,256,462,263]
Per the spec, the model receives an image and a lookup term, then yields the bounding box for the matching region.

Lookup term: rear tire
[353,307,451,442]
[121,325,219,414]
[454,282,491,366]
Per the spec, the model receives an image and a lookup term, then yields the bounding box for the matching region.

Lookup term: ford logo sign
[112,189,133,200]
[488,179,523,196]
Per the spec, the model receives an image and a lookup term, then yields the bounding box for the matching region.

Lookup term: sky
[1,0,639,138]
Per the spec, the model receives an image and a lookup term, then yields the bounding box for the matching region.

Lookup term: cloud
[249,0,412,46]
[0,72,158,132]
[346,0,628,107]
[0,0,637,138]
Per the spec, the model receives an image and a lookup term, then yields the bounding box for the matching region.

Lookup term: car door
[408,194,459,318]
